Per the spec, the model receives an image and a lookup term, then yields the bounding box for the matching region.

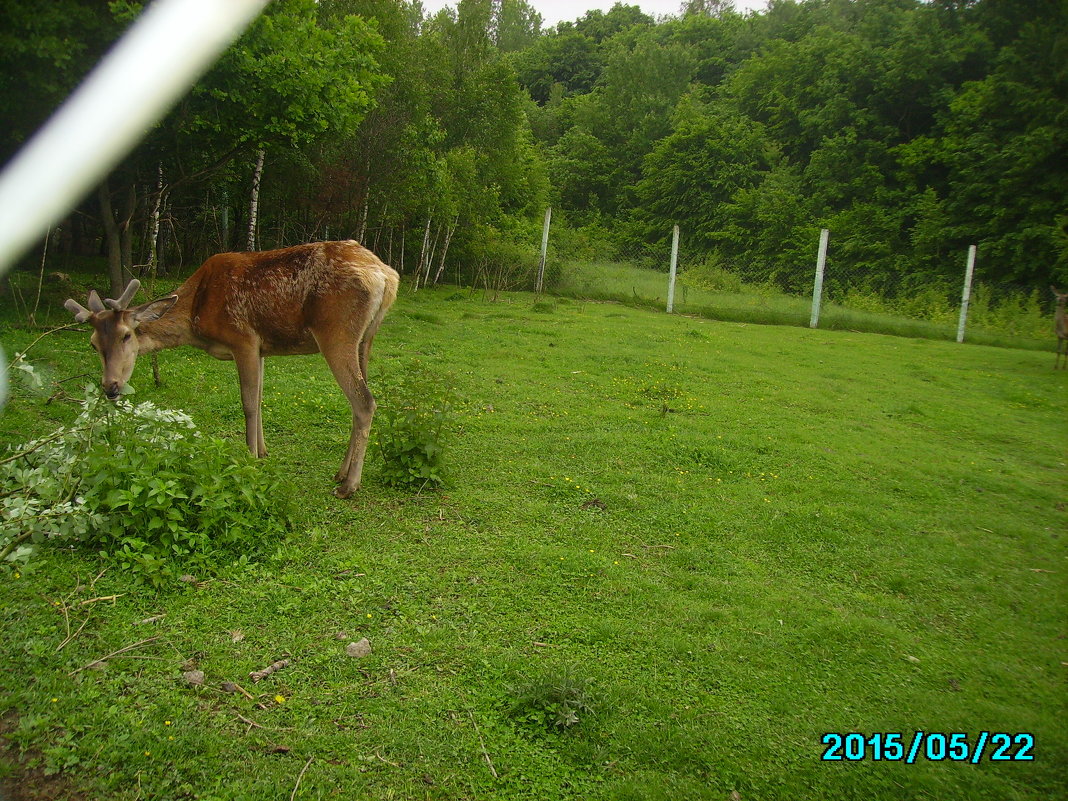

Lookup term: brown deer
[1054,287,1068,369]
[64,240,400,497]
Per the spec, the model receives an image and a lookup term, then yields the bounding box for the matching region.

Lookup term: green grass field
[1,282,1066,800]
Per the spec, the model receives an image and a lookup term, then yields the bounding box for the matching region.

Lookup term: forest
[1,0,1065,299]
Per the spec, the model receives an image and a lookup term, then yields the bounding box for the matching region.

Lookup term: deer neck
[136,294,194,353]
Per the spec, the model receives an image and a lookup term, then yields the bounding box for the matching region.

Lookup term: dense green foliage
[373,361,452,490]
[0,393,289,587]
[1,0,1063,299]
[525,0,1067,289]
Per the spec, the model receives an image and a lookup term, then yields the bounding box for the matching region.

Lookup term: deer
[64,240,400,498]
[1053,287,1067,370]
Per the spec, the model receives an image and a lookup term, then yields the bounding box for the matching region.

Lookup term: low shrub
[0,391,289,586]
[374,363,452,491]
[509,666,598,731]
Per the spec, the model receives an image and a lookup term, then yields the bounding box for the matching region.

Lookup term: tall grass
[554,260,1056,351]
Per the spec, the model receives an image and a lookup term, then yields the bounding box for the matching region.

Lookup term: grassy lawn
[1,281,1065,800]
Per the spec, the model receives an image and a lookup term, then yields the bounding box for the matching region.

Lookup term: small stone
[179,574,196,584]
[346,638,371,658]
[183,669,206,686]
[334,632,349,640]
[221,681,239,693]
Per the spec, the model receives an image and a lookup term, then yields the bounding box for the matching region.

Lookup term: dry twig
[290,756,313,801]
[468,711,498,779]
[70,636,161,675]
[250,658,290,682]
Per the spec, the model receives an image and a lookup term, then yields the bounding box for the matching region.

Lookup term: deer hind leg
[316,338,375,498]
[233,348,268,458]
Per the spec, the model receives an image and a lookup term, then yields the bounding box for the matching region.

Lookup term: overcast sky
[420,0,770,28]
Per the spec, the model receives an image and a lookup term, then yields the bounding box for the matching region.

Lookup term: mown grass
[0,279,1066,800]
[553,260,1056,352]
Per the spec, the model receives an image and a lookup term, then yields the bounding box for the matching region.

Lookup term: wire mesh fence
[542,214,1058,350]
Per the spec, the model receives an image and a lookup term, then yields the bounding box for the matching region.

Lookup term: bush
[509,666,598,731]
[0,392,289,586]
[682,254,743,293]
[374,363,452,491]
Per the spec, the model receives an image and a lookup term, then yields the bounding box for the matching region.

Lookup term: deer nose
[104,382,121,400]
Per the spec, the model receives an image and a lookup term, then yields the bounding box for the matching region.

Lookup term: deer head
[65,279,178,399]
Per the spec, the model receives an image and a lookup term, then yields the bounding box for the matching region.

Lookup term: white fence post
[956,245,978,343]
[535,206,551,293]
[666,224,680,313]
[810,228,830,328]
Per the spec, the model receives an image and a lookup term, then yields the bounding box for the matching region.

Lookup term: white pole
[536,206,551,293]
[0,0,270,275]
[956,245,978,343]
[810,228,830,328]
[667,224,680,313]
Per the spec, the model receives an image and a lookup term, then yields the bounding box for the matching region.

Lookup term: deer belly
[261,332,320,356]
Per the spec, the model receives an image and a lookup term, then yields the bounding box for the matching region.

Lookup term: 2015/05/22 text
[820,732,1035,763]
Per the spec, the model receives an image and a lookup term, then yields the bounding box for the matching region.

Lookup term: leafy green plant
[681,254,743,293]
[509,666,598,731]
[0,390,288,586]
[374,364,452,491]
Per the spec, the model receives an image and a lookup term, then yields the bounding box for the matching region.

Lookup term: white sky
[421,0,770,28]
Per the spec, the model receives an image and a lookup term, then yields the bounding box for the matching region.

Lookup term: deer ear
[131,295,178,325]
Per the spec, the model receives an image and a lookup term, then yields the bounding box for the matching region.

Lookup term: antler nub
[105,279,141,310]
[64,298,94,323]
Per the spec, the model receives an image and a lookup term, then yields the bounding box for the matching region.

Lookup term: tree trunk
[98,180,125,296]
[221,189,230,251]
[423,222,442,289]
[247,149,265,251]
[414,216,432,290]
[148,164,164,388]
[433,215,459,285]
[357,187,370,243]
[119,182,136,280]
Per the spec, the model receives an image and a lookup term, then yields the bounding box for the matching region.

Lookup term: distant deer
[1054,286,1067,370]
[65,240,399,497]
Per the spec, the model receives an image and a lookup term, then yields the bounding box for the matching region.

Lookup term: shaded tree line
[520,0,1067,290]
[1,0,1064,297]
[0,0,549,296]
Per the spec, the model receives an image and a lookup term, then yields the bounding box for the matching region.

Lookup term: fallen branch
[222,681,255,700]
[290,756,313,801]
[79,594,125,606]
[6,323,80,368]
[236,712,268,732]
[250,658,290,682]
[375,751,400,768]
[468,711,498,779]
[70,635,161,675]
[56,611,93,652]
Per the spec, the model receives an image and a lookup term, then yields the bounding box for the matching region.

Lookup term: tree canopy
[1,0,1064,289]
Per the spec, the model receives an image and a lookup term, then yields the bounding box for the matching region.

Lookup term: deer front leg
[233,348,268,458]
